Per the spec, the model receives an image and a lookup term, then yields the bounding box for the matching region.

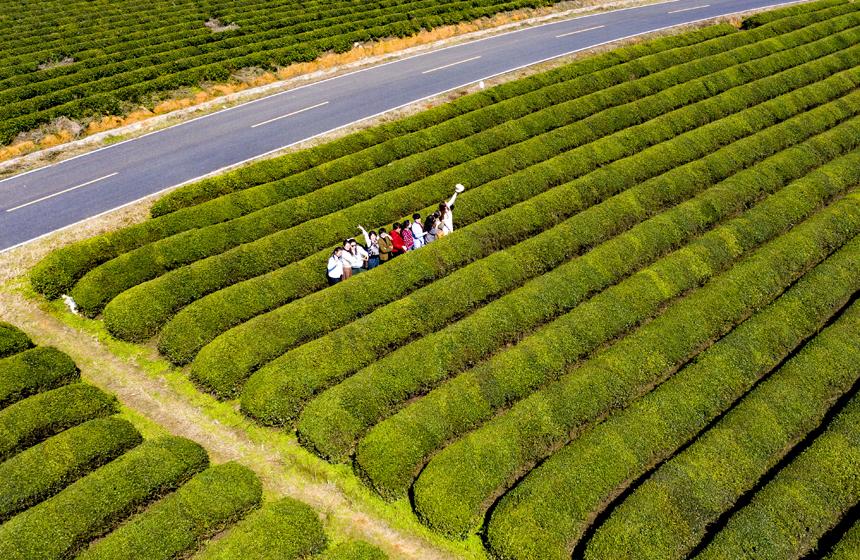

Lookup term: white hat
[454,183,465,193]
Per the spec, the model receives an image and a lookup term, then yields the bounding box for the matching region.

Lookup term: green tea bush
[698,389,860,559]
[486,247,860,559]
[0,417,141,522]
[77,462,262,560]
[411,193,860,537]
[295,108,860,462]
[827,521,860,560]
[235,60,860,418]
[0,383,117,462]
[155,19,860,364]
[580,301,860,560]
[97,19,860,332]
[0,436,208,560]
[355,146,860,499]
[73,14,836,320]
[0,347,78,409]
[29,23,737,301]
[0,322,32,358]
[195,496,327,560]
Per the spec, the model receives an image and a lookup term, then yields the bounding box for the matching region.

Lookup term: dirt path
[0,289,464,560]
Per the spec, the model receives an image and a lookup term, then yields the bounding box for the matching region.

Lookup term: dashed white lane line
[668,4,710,13]
[556,25,606,38]
[421,56,482,74]
[250,101,330,128]
[6,172,119,213]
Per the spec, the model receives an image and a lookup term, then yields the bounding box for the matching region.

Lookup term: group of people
[326,187,462,285]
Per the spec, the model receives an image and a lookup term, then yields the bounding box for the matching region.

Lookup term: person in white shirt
[439,186,462,236]
[410,213,426,249]
[346,238,368,275]
[326,247,345,285]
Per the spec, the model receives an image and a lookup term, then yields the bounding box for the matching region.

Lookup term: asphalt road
[0,0,805,251]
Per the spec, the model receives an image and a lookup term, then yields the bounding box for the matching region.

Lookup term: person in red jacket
[390,223,405,256]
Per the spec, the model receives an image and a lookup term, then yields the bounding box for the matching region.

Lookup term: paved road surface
[0,0,805,251]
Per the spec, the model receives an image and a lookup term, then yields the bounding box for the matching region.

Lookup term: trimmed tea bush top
[195,496,328,560]
[698,388,860,559]
[0,346,79,409]
[0,436,209,560]
[352,142,860,499]
[77,462,263,560]
[0,322,32,358]
[485,239,860,559]
[0,416,142,523]
[0,382,118,462]
[580,300,860,560]
[411,194,860,537]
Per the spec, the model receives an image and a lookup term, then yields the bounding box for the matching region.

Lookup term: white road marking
[556,25,606,38]
[422,56,482,74]
[6,172,118,213]
[668,4,710,13]
[250,101,330,128]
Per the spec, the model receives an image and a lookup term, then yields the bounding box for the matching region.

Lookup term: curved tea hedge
[0,322,32,358]
[0,383,118,462]
[74,12,859,321]
[0,416,142,523]
[0,347,78,409]
[828,521,860,560]
[485,241,860,559]
[77,462,262,560]
[235,58,860,416]
[411,193,860,537]
[101,19,860,340]
[195,496,328,560]
[580,300,860,560]
[0,436,209,560]
[698,389,860,559]
[295,109,860,462]
[28,22,741,300]
[354,145,860,498]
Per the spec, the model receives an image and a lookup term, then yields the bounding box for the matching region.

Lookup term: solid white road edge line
[556,25,607,38]
[6,172,119,213]
[422,56,482,74]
